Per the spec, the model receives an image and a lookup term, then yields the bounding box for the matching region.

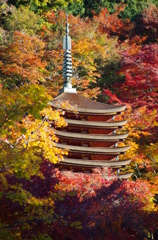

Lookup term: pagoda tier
[64,119,127,127]
[58,158,131,168]
[55,130,128,148]
[55,143,129,157]
[50,92,131,178]
[50,92,126,114]
[57,158,132,179]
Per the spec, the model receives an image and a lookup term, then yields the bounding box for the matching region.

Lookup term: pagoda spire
[61,14,76,93]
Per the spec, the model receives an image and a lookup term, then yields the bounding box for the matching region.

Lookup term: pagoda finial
[66,14,69,50]
[61,14,76,93]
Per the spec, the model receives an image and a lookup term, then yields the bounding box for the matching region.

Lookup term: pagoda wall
[87,116,113,121]
[65,113,114,121]
[88,129,114,134]
[59,126,115,134]
[59,139,115,147]
[89,142,115,147]
[68,152,116,161]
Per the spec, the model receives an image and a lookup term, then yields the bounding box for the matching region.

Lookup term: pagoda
[50,16,131,178]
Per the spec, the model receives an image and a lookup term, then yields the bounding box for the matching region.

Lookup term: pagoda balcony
[59,126,115,134]
[60,140,116,148]
[64,113,113,121]
[67,153,118,161]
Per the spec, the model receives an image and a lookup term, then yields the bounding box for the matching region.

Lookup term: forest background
[0,0,158,239]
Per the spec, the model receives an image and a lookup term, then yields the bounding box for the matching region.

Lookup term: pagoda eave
[70,106,126,114]
[65,119,127,127]
[58,158,131,168]
[49,92,126,115]
[50,102,126,115]
[55,143,130,154]
[55,130,128,141]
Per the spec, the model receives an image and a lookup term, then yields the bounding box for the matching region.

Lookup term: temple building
[50,16,131,178]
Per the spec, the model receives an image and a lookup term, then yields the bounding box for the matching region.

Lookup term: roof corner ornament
[61,14,76,94]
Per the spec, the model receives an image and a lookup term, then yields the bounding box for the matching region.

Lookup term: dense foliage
[0,0,158,239]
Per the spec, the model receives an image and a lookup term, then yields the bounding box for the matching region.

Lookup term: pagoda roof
[65,119,127,128]
[58,164,132,179]
[59,158,131,168]
[56,143,130,154]
[50,92,126,114]
[56,130,128,141]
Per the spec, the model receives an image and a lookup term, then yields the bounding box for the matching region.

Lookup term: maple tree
[0,164,157,239]
[142,4,158,37]
[0,2,158,239]
[0,90,69,238]
[116,43,158,109]
[93,6,134,40]
[0,31,47,88]
[103,40,158,216]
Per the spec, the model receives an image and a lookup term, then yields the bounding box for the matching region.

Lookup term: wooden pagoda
[50,16,131,178]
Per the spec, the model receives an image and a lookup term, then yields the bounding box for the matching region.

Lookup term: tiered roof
[50,15,131,178]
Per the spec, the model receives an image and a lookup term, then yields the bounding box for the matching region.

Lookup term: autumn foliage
[0,0,158,239]
[116,44,158,109]
[0,31,47,86]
